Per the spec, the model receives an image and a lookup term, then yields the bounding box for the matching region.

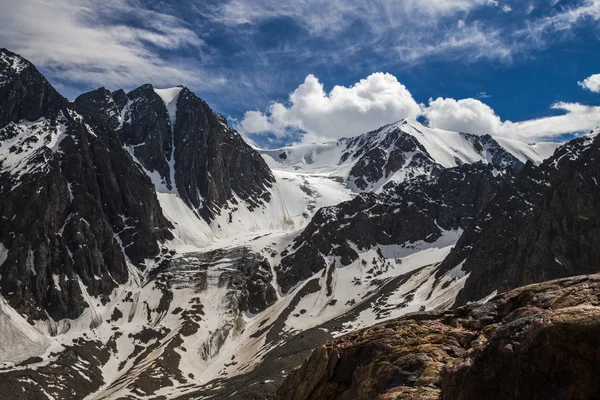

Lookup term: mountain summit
[260,119,559,192]
[75,83,275,221]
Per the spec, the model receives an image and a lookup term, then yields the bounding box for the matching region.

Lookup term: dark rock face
[75,85,275,221]
[463,132,523,168]
[240,253,278,315]
[0,49,172,321]
[277,162,514,293]
[439,131,600,305]
[276,274,600,400]
[72,87,122,130]
[115,84,175,189]
[344,127,438,191]
[0,49,65,128]
[174,89,275,219]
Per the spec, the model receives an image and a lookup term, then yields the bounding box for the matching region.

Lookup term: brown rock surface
[276,274,600,400]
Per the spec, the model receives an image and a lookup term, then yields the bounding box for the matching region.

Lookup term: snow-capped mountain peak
[0,49,28,82]
[260,118,562,193]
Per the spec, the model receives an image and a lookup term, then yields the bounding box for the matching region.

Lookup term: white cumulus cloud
[240,72,600,144]
[237,73,421,142]
[424,97,600,141]
[579,74,600,93]
[423,97,502,135]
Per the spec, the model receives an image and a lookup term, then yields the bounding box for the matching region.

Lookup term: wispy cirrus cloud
[0,0,224,97]
[204,0,515,65]
[204,0,600,66]
[212,0,493,31]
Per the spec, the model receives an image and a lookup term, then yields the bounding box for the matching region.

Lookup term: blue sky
[1,0,599,147]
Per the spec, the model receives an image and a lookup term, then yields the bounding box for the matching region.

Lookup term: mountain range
[0,48,599,400]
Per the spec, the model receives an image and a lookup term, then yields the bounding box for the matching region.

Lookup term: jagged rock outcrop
[0,49,172,320]
[277,162,514,293]
[237,251,278,314]
[0,49,65,128]
[75,84,275,221]
[276,274,600,400]
[72,87,124,130]
[439,130,600,305]
[342,124,441,191]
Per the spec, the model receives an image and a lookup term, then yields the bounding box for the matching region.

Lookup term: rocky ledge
[276,274,600,400]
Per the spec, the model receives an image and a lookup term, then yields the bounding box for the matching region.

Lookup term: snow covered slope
[0,297,51,365]
[158,169,353,251]
[154,87,183,130]
[154,86,183,196]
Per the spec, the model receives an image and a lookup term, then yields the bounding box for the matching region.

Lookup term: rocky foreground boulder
[276,274,600,400]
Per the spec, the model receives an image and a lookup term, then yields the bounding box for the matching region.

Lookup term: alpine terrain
[1,48,600,400]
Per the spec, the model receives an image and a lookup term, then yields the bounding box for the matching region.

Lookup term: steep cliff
[75,84,275,221]
[438,129,600,305]
[0,49,172,321]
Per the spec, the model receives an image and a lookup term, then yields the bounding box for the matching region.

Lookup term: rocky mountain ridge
[75,83,275,221]
[260,119,560,193]
[276,161,515,293]
[0,48,172,321]
[439,128,600,305]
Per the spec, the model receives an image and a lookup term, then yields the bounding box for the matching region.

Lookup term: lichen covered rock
[276,274,600,400]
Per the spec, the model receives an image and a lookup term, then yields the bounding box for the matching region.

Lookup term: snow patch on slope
[494,137,561,164]
[0,243,8,267]
[0,52,26,74]
[157,192,214,250]
[0,297,51,365]
[0,113,68,181]
[396,121,482,167]
[124,144,172,193]
[154,87,183,195]
[154,87,182,131]
[0,52,27,86]
[260,141,352,177]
